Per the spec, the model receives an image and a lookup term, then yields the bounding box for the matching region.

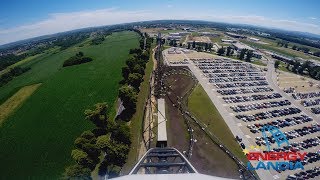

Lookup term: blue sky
[0,0,319,45]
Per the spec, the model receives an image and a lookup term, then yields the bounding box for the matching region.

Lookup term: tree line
[187,41,213,52]
[216,46,253,62]
[278,60,320,80]
[63,52,93,67]
[0,53,28,71]
[64,103,131,179]
[117,35,153,121]
[0,66,30,87]
[64,31,153,179]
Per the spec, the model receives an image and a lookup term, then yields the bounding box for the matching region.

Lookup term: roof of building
[232,42,254,51]
[157,98,167,141]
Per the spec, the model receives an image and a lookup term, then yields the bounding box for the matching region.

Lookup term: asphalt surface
[265,58,319,123]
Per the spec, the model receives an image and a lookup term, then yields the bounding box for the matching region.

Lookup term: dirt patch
[189,120,240,178]
[163,70,240,178]
[0,83,41,125]
[164,73,195,153]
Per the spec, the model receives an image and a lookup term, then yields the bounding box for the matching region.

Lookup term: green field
[188,85,247,162]
[0,31,140,179]
[240,38,320,61]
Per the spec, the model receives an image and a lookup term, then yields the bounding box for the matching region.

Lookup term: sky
[0,0,319,45]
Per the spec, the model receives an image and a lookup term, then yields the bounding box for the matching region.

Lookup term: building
[232,42,262,59]
[271,53,293,63]
[157,98,167,148]
[249,37,260,42]
[199,32,220,37]
[221,39,237,43]
[225,32,246,39]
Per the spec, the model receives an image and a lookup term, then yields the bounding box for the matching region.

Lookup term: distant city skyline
[0,0,319,45]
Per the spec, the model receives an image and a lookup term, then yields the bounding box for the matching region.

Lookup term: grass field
[241,39,320,61]
[0,83,41,125]
[188,85,247,162]
[0,31,140,179]
[122,44,154,174]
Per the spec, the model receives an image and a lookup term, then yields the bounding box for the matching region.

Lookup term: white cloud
[309,17,317,20]
[0,8,319,45]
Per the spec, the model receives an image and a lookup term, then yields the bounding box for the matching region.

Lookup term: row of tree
[277,40,289,48]
[281,60,320,80]
[0,66,30,87]
[63,52,93,67]
[64,103,131,179]
[117,36,153,121]
[238,48,254,62]
[292,45,310,53]
[187,41,213,52]
[216,46,253,62]
[0,53,28,71]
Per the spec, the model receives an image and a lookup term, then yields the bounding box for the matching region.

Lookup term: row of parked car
[235,107,301,122]
[311,107,320,114]
[277,137,320,152]
[301,98,320,107]
[231,100,291,112]
[223,93,282,103]
[217,87,273,96]
[292,91,320,100]
[208,76,266,83]
[214,81,269,89]
[205,72,265,78]
[246,114,313,133]
[283,87,295,93]
[255,124,320,146]
[287,166,320,180]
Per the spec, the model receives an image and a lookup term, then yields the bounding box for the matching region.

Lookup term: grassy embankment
[188,85,247,163]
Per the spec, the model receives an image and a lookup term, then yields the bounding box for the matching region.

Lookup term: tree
[81,131,95,140]
[84,103,108,128]
[71,149,95,170]
[132,64,145,75]
[125,57,136,70]
[292,45,297,50]
[75,137,90,149]
[245,50,253,62]
[239,49,247,60]
[217,47,225,56]
[77,51,84,57]
[111,123,131,145]
[121,66,130,80]
[118,85,138,112]
[96,135,111,151]
[292,61,301,73]
[128,73,143,90]
[314,51,320,57]
[64,164,92,180]
[226,46,232,56]
[274,60,280,69]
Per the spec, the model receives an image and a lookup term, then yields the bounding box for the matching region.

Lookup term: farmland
[0,31,140,179]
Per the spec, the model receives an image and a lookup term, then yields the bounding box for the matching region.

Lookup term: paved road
[265,58,319,123]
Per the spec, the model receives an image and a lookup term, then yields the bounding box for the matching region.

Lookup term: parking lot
[192,58,320,179]
[163,48,320,180]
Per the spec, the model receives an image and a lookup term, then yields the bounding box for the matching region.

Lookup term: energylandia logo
[244,125,305,171]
